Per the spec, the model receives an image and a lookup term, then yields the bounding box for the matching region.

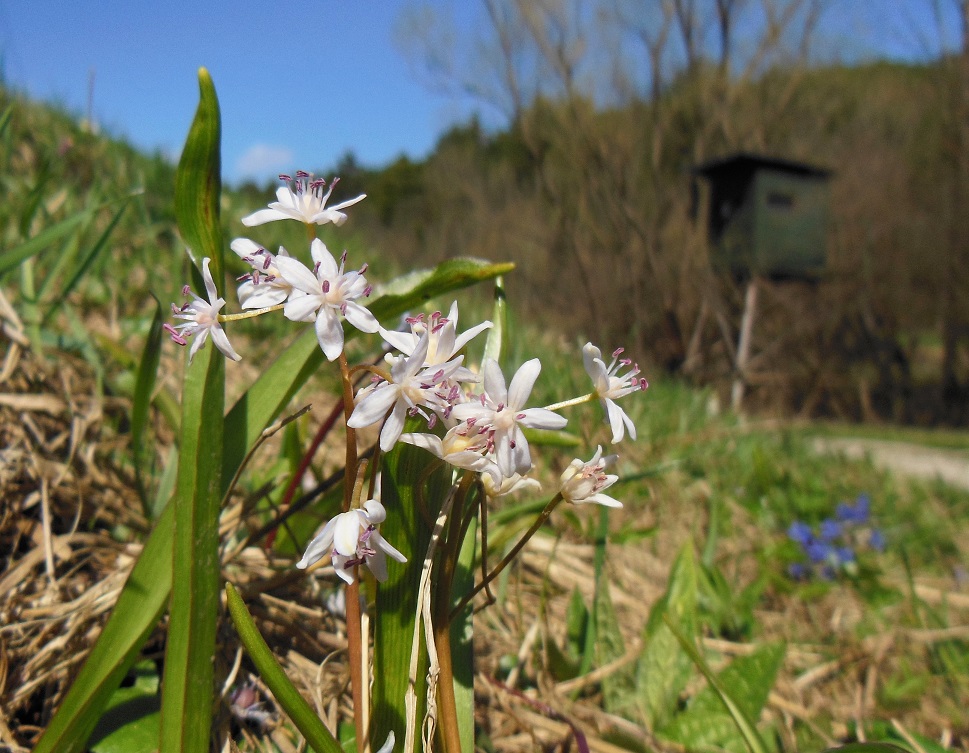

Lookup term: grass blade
[173,68,224,285]
[131,297,164,513]
[663,615,771,753]
[159,67,226,753]
[225,584,342,753]
[40,196,132,325]
[0,207,93,278]
[31,503,175,753]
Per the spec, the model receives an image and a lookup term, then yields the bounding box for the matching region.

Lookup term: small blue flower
[806,540,833,564]
[836,493,871,524]
[836,546,856,564]
[869,528,885,552]
[819,518,842,541]
[788,521,813,545]
[788,562,809,580]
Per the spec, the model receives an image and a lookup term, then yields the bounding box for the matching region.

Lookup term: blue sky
[0,1,960,185]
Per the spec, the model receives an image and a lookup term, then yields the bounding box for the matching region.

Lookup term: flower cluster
[787,493,885,581]
[166,171,649,587]
[165,173,376,363]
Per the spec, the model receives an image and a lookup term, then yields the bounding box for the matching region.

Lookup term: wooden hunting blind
[694,153,831,279]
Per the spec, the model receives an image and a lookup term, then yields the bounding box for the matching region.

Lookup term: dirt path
[812,437,969,491]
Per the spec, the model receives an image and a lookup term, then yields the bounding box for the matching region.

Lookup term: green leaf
[32,502,175,753]
[661,623,781,753]
[131,297,164,513]
[90,661,161,753]
[0,206,93,278]
[40,197,132,325]
[159,67,226,753]
[225,584,343,753]
[635,543,699,730]
[173,68,224,286]
[451,512,477,753]
[371,439,452,751]
[159,339,225,753]
[151,446,178,519]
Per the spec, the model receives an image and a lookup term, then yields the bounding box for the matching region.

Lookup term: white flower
[296,499,406,585]
[347,332,468,452]
[583,343,647,444]
[231,238,294,309]
[481,471,542,499]
[380,301,491,377]
[399,426,501,482]
[559,446,622,508]
[274,239,379,360]
[165,257,241,363]
[451,358,567,478]
[241,172,365,227]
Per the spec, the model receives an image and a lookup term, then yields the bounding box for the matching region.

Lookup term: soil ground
[813,437,969,491]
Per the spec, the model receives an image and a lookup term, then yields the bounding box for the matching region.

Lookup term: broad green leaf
[132,297,164,513]
[0,206,93,278]
[661,622,781,753]
[32,501,175,753]
[173,68,224,286]
[635,543,699,730]
[159,337,225,753]
[89,661,161,753]
[225,584,343,753]
[371,439,452,751]
[159,67,226,753]
[451,512,478,753]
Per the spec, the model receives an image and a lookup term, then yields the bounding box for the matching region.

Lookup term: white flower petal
[481,359,507,402]
[241,207,289,226]
[310,238,338,275]
[507,358,541,410]
[296,518,337,569]
[332,511,364,556]
[343,300,379,334]
[518,407,567,431]
[348,384,401,428]
[315,308,345,360]
[283,293,322,323]
[378,400,409,452]
[275,256,322,295]
[209,325,242,362]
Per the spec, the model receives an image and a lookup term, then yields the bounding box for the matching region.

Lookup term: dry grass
[1,286,968,752]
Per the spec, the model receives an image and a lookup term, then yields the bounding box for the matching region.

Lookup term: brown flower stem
[338,351,367,749]
[449,493,564,622]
